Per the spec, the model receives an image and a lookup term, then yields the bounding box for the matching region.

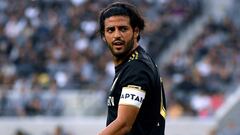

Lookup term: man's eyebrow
[107,25,128,28]
[106,26,114,28]
[105,26,115,30]
[119,26,128,28]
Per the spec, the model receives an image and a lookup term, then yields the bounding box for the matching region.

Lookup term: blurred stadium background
[0,0,240,135]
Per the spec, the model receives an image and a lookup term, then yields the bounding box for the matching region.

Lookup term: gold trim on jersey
[127,85,141,90]
[129,51,139,61]
[160,105,167,119]
[160,77,167,119]
[124,85,145,93]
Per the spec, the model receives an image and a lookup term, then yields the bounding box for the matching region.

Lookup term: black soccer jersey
[106,46,166,135]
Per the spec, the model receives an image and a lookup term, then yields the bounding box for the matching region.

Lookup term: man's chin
[113,52,126,59]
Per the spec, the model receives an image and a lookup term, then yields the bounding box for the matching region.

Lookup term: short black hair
[99,1,145,41]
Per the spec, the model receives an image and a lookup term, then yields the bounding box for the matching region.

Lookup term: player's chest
[107,84,121,107]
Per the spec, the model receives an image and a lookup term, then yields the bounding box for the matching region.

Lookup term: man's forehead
[104,16,130,27]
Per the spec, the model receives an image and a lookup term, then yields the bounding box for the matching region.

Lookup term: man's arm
[98,105,139,135]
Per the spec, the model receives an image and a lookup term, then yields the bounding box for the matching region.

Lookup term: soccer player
[98,1,166,135]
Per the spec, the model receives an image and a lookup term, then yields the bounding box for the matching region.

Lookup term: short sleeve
[119,60,153,93]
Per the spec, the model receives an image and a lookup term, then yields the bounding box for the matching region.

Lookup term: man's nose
[113,29,122,38]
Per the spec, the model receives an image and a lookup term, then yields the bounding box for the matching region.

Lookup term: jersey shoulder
[127,46,157,72]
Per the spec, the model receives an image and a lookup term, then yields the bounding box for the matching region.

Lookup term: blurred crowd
[15,125,72,135]
[163,0,240,118]
[0,0,203,117]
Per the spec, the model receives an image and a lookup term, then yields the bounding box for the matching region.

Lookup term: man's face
[103,16,139,58]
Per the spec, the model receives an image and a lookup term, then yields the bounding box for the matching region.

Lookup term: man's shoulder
[129,46,155,65]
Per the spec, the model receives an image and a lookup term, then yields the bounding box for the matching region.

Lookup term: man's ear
[134,27,140,38]
[102,36,106,42]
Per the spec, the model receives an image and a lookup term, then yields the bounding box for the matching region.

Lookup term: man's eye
[106,28,114,33]
[120,27,128,32]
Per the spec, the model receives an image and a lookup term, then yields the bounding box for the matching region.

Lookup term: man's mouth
[112,40,125,47]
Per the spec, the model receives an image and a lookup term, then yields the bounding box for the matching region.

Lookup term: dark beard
[111,37,134,60]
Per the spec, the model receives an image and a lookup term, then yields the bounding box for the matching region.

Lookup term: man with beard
[98,1,167,135]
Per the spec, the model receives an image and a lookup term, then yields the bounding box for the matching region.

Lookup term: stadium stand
[159,0,240,119]
[0,0,202,117]
[0,0,240,135]
[214,86,240,135]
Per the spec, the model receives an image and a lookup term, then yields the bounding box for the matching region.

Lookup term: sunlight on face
[103,16,138,59]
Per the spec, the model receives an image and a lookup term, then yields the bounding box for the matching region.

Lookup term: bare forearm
[99,104,139,135]
[98,119,131,135]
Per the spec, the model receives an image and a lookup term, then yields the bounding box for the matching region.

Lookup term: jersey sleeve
[118,60,153,108]
[120,60,153,90]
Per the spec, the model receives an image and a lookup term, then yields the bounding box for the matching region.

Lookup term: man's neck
[113,45,139,66]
